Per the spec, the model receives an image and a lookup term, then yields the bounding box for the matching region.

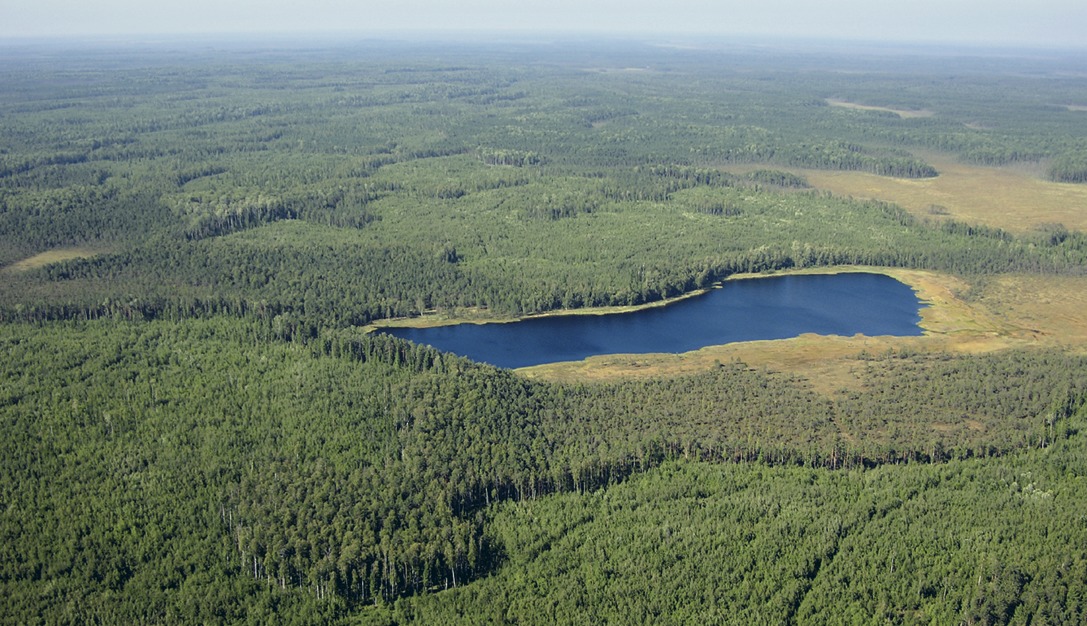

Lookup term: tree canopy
[2,38,1087,624]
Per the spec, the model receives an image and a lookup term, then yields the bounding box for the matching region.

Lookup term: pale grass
[797,154,1087,233]
[4,247,106,273]
[826,98,934,119]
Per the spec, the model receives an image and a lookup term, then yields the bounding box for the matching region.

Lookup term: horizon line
[2,30,1086,54]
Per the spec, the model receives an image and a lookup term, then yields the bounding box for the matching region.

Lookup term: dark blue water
[382,273,924,369]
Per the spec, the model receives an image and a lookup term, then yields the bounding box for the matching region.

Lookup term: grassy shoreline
[365,265,936,333]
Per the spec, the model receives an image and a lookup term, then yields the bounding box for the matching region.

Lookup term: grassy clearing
[826,98,934,118]
[971,273,1087,351]
[2,247,106,273]
[796,154,1087,233]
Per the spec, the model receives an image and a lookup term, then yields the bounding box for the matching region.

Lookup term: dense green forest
[4,318,1086,624]
[2,37,1087,623]
[4,39,1087,324]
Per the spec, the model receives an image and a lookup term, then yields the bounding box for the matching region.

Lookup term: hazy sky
[4,0,1086,47]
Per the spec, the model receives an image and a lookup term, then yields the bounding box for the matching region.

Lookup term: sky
[3,0,1086,48]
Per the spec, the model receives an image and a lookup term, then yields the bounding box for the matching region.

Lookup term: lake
[380,272,925,369]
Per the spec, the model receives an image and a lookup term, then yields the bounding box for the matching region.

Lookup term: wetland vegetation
[3,36,1087,624]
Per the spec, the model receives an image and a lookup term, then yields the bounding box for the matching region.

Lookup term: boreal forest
[3,37,1087,624]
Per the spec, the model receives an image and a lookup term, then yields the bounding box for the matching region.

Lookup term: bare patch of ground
[3,247,106,273]
[826,98,934,119]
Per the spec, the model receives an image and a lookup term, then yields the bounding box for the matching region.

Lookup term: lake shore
[364,265,1070,388]
[365,265,932,332]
